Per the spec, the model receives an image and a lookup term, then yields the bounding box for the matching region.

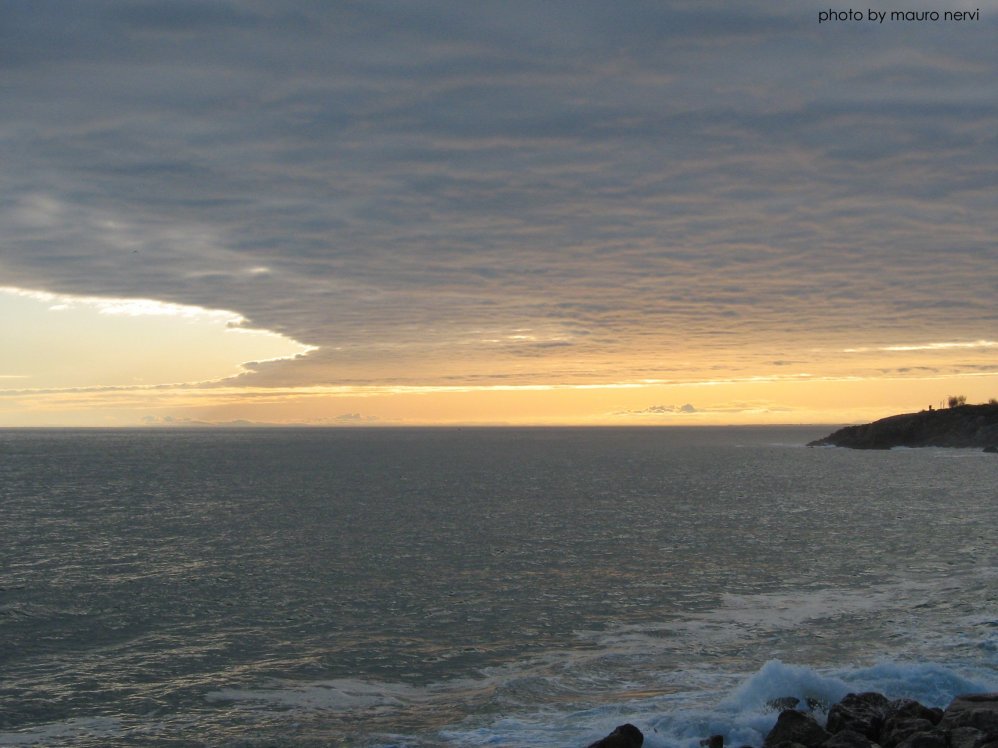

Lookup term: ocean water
[0,426,995,747]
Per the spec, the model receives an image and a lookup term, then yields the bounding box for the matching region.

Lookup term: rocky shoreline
[588,692,998,748]
[807,404,998,451]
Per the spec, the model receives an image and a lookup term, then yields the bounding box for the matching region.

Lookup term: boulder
[941,695,998,734]
[827,693,893,740]
[895,732,946,748]
[587,723,644,748]
[821,728,878,748]
[764,710,831,748]
[945,726,985,748]
[882,717,936,748]
[890,699,944,725]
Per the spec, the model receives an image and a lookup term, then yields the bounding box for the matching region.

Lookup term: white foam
[720,660,850,712]
[206,678,428,711]
[579,567,997,665]
[832,661,998,706]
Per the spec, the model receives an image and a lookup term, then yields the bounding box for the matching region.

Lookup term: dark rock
[895,732,947,748]
[941,695,998,734]
[983,445,998,454]
[890,699,944,725]
[946,726,985,748]
[821,728,878,748]
[765,710,831,748]
[700,735,724,748]
[828,692,893,740]
[882,717,936,748]
[807,404,998,450]
[587,723,644,748]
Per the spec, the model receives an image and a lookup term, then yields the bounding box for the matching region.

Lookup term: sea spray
[441,659,998,748]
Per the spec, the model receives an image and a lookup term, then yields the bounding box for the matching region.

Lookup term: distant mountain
[808,403,998,450]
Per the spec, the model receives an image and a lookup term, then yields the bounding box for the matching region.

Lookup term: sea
[1,426,995,747]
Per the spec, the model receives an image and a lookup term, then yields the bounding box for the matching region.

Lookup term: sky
[1,0,996,426]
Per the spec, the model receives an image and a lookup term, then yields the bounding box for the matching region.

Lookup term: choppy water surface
[1,427,995,746]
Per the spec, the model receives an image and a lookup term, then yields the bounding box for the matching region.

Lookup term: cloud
[843,340,998,353]
[1,285,245,321]
[881,340,998,352]
[616,399,800,418]
[1,2,995,390]
[621,403,699,416]
[140,415,305,427]
[331,412,380,424]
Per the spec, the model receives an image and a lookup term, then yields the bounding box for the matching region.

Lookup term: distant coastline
[807,402,998,451]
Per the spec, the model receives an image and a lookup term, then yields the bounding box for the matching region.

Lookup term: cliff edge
[808,403,998,450]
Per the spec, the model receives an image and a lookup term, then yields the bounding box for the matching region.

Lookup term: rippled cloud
[1,1,996,393]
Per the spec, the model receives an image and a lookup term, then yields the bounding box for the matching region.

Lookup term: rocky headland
[587,692,998,748]
[807,404,998,451]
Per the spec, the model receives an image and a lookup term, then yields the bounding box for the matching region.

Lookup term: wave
[5,658,993,747]
[194,568,998,745]
[443,659,998,748]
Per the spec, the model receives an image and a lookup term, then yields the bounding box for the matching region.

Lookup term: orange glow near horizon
[3,371,997,428]
[2,287,996,428]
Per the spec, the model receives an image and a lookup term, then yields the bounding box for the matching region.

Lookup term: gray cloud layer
[2,1,996,385]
